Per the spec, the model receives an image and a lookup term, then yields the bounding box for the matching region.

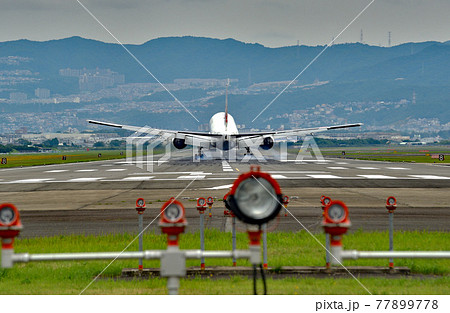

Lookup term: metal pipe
[167,277,179,295]
[341,250,450,260]
[12,250,163,263]
[184,249,251,259]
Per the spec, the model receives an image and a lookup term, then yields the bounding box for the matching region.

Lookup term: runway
[1,152,449,237]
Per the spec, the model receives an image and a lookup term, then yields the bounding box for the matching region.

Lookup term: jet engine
[173,138,187,149]
[259,136,274,150]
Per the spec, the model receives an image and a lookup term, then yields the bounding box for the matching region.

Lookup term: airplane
[88,83,362,159]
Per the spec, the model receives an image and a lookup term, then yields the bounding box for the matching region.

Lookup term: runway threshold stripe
[409,175,450,180]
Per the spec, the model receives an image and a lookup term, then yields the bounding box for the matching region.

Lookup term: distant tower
[360,29,363,43]
[388,31,391,47]
[412,90,416,105]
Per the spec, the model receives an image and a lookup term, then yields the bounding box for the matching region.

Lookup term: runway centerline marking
[75,169,98,172]
[387,167,411,170]
[106,169,127,172]
[356,167,379,170]
[327,167,348,170]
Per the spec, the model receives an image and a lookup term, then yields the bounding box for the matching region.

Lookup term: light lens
[328,204,345,223]
[324,198,331,205]
[234,177,278,220]
[165,203,182,222]
[389,198,395,205]
[137,199,144,206]
[0,206,15,225]
[199,198,205,206]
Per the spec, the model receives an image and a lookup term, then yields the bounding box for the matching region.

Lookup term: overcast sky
[1,0,449,47]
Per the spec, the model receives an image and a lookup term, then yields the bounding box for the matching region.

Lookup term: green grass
[0,230,448,294]
[0,149,164,168]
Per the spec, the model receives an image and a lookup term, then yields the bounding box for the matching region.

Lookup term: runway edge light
[227,165,283,225]
[0,203,22,268]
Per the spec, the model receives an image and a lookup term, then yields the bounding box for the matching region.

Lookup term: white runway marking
[178,175,206,180]
[101,164,113,167]
[327,167,348,170]
[356,167,379,170]
[106,169,127,172]
[122,176,154,181]
[336,162,348,165]
[271,175,288,179]
[9,178,54,184]
[67,177,105,182]
[75,169,98,172]
[358,175,396,179]
[45,170,69,173]
[409,175,450,180]
[307,174,342,179]
[204,184,233,190]
[386,167,410,170]
[222,160,233,172]
[268,171,328,174]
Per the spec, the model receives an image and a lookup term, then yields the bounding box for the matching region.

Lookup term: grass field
[308,146,450,164]
[0,149,166,168]
[0,230,448,294]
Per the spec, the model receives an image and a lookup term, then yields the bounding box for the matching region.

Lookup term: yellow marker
[235,168,240,172]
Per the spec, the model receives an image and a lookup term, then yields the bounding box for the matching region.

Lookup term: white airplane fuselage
[209,112,239,150]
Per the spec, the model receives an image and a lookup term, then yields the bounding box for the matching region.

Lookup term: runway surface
[1,152,449,237]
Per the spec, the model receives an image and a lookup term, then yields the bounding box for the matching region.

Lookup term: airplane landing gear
[195,147,205,160]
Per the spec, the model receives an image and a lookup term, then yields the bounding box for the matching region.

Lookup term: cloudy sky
[1,0,449,47]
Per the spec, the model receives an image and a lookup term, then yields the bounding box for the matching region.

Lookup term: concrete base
[122,266,411,279]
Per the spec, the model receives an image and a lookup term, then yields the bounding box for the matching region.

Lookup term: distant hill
[0,36,448,85]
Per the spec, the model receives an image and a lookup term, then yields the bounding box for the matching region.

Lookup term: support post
[138,213,143,271]
[200,212,205,270]
[1,238,14,268]
[389,211,394,270]
[232,216,237,266]
[262,223,268,269]
[325,233,331,269]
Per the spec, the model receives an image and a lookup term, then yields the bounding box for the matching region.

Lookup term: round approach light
[387,196,397,206]
[0,203,19,227]
[136,198,145,208]
[324,200,349,224]
[197,197,206,207]
[160,198,186,224]
[227,165,283,225]
[322,196,332,207]
[207,196,214,205]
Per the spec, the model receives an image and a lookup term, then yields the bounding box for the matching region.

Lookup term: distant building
[9,92,27,102]
[35,88,50,99]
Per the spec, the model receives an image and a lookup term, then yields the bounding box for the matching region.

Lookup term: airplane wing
[88,120,220,144]
[236,123,363,142]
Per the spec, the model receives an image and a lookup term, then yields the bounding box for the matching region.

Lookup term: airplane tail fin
[225,79,229,129]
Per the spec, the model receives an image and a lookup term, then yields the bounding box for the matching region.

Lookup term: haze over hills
[0,36,449,136]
